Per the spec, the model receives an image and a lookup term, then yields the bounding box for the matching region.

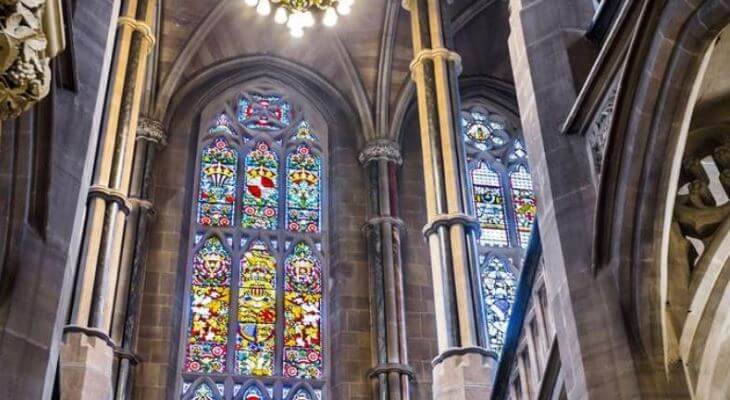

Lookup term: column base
[59,328,116,400]
[432,347,498,400]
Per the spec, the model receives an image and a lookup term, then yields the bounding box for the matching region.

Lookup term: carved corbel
[0,0,64,120]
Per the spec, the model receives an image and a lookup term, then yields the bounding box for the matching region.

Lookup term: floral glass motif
[294,121,317,141]
[210,114,235,136]
[198,137,237,227]
[185,237,231,374]
[242,385,265,400]
[243,142,279,229]
[283,243,322,379]
[238,95,292,131]
[191,383,217,400]
[237,241,277,376]
[480,257,517,354]
[510,166,536,249]
[462,112,509,151]
[286,144,321,233]
[472,162,509,247]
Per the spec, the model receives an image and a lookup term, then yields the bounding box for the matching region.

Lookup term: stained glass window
[243,142,279,230]
[185,237,231,374]
[284,243,323,379]
[286,145,321,233]
[472,162,508,247]
[184,92,326,400]
[480,257,517,354]
[462,107,537,355]
[198,138,237,227]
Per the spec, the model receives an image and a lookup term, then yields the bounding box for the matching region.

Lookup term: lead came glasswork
[237,242,277,376]
[243,142,279,229]
[510,166,536,248]
[185,92,325,399]
[286,144,321,233]
[283,243,323,379]
[472,162,509,247]
[185,237,231,374]
[198,138,237,227]
[480,257,517,353]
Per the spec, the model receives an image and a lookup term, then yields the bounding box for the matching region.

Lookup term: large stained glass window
[462,106,537,355]
[183,92,326,400]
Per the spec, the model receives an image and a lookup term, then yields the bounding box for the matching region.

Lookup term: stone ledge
[432,348,498,400]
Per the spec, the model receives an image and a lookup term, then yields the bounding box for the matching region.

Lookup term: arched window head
[461,104,536,355]
[181,88,327,399]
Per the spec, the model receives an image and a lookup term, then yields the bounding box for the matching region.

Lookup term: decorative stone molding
[0,0,62,119]
[136,116,167,147]
[587,85,617,173]
[431,346,498,367]
[422,212,480,238]
[410,47,463,76]
[367,363,415,380]
[117,16,155,49]
[87,184,133,215]
[362,215,406,233]
[358,139,402,165]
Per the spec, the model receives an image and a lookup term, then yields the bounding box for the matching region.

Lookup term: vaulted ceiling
[154,0,513,141]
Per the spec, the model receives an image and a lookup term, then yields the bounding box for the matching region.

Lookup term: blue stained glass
[242,385,265,400]
[480,257,516,354]
[471,162,508,247]
[238,95,292,131]
[191,383,217,400]
[290,389,314,400]
[286,144,321,233]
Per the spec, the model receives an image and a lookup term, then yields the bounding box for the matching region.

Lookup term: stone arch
[596,0,730,396]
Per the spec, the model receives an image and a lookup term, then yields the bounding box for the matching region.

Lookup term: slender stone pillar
[402,0,497,398]
[59,1,157,399]
[361,140,413,400]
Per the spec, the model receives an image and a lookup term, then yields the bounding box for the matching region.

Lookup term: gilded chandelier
[244,0,355,37]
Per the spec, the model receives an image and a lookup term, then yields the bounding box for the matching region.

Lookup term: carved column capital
[136,116,167,148]
[358,139,402,165]
[0,0,61,119]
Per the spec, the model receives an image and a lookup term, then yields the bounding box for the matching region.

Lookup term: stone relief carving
[358,139,402,165]
[136,116,167,147]
[587,85,617,173]
[0,0,62,120]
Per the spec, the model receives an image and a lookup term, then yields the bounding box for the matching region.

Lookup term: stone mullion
[404,0,496,398]
[361,142,413,400]
[59,0,157,398]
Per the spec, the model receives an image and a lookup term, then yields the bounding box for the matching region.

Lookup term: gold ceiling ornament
[244,0,354,37]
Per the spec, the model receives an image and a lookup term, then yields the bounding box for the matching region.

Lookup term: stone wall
[0,1,118,398]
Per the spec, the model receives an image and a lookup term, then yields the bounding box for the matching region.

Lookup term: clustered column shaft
[403,0,496,398]
[361,141,413,400]
[59,1,158,399]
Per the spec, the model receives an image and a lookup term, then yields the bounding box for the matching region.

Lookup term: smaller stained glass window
[462,112,509,151]
[480,257,517,354]
[290,389,315,400]
[191,383,217,400]
[238,95,292,131]
[284,243,322,379]
[510,166,536,249]
[198,137,237,227]
[242,385,265,400]
[286,145,321,233]
[185,237,231,374]
[472,162,509,247]
[243,142,279,230]
[294,121,317,141]
[210,114,235,136]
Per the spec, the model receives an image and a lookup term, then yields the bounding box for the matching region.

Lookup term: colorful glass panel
[294,121,316,141]
[283,243,322,379]
[238,95,292,131]
[185,238,231,374]
[462,112,508,151]
[286,145,321,233]
[480,257,517,354]
[472,162,508,247]
[290,389,314,400]
[242,386,265,400]
[510,166,536,248]
[210,114,235,136]
[191,383,217,400]
[243,142,279,229]
[198,137,237,227]
[237,242,277,376]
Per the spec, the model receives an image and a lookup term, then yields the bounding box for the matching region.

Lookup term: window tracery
[182,91,326,399]
[462,105,537,354]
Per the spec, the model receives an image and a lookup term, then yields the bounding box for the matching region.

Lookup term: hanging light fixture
[245,0,354,37]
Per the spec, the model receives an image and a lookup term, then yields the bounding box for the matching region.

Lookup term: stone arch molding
[597,0,730,397]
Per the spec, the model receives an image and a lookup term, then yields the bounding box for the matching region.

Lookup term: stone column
[59,1,157,399]
[361,140,413,400]
[403,0,496,398]
[113,117,166,400]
